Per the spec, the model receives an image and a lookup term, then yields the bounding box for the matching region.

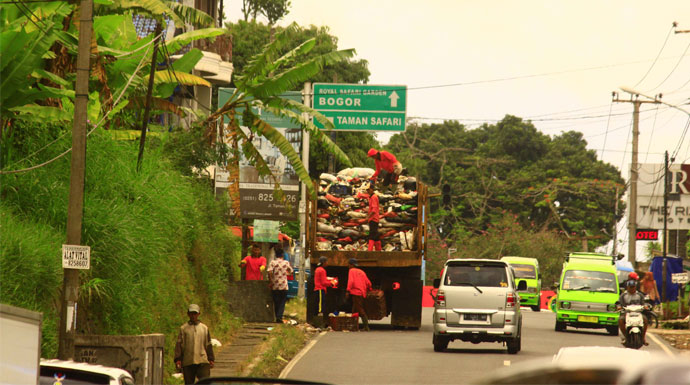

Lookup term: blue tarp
[650,256,684,302]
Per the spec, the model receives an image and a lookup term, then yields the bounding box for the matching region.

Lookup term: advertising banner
[636,163,690,230]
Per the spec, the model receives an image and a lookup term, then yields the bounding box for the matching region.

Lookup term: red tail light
[506,293,516,308]
[436,290,445,306]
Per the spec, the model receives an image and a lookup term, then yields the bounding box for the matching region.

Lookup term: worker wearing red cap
[367,148,403,189]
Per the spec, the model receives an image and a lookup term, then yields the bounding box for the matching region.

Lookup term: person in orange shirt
[239,244,266,280]
[346,258,372,331]
[367,148,403,190]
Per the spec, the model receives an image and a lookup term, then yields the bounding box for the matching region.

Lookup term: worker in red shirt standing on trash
[366,184,382,251]
[346,258,372,331]
[367,148,403,190]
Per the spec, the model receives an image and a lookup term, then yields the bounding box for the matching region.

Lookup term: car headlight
[607,304,617,312]
[527,287,537,293]
[560,301,571,309]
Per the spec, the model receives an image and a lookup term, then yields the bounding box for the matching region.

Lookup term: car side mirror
[517,280,527,291]
[433,278,441,289]
[554,282,560,289]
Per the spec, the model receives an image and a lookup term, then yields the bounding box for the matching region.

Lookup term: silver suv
[432,259,526,353]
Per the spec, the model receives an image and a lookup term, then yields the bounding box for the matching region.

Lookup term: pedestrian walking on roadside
[367,148,403,191]
[640,271,660,305]
[268,248,293,323]
[366,184,382,251]
[174,304,215,385]
[346,258,372,331]
[239,244,266,280]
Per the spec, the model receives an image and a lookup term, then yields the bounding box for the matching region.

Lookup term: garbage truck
[305,170,428,329]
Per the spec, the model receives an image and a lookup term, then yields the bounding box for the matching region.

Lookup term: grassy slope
[0,131,242,378]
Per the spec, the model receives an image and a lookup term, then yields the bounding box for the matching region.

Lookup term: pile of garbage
[316,167,419,252]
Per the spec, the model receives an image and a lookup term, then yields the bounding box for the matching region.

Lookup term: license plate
[578,315,599,323]
[464,313,487,321]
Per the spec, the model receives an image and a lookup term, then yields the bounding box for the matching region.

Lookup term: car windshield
[444,264,508,288]
[511,263,536,279]
[562,270,617,292]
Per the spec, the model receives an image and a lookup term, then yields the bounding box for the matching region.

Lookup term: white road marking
[279,331,327,378]
[648,333,675,357]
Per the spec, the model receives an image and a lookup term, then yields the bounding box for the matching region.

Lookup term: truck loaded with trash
[306,165,428,329]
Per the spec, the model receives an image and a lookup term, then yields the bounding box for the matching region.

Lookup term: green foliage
[225,21,370,88]
[1,125,241,365]
[309,131,379,177]
[387,116,625,249]
[163,125,229,177]
[425,214,574,287]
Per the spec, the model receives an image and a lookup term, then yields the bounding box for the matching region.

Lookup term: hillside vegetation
[0,125,241,373]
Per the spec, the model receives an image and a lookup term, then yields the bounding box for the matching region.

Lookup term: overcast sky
[224,1,690,172]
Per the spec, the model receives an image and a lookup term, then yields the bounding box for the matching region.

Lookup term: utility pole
[58,0,93,360]
[298,82,311,299]
[612,90,661,268]
[137,22,162,171]
[612,186,619,255]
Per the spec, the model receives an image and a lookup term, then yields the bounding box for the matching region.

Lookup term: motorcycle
[620,304,652,349]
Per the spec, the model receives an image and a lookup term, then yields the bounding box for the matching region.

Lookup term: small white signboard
[671,272,689,284]
[62,244,90,269]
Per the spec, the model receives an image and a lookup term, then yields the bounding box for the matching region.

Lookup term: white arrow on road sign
[389,91,399,108]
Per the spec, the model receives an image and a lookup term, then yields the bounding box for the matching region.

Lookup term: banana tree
[204,23,354,213]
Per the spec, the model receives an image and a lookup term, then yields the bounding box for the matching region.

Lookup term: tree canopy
[386,116,625,249]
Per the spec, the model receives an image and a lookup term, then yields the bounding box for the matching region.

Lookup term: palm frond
[250,49,355,99]
[258,38,316,84]
[8,105,72,123]
[100,0,182,25]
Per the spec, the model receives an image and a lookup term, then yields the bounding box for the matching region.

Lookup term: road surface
[282,308,672,384]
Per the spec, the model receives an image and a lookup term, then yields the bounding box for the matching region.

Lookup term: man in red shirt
[367,148,403,189]
[346,258,372,331]
[366,184,382,251]
[239,244,266,280]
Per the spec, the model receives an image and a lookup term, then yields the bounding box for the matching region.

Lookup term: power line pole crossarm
[612,90,661,268]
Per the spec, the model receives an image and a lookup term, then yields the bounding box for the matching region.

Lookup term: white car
[475,346,690,384]
[40,359,134,385]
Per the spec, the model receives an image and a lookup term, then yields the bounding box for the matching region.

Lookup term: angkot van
[501,256,541,312]
[554,252,620,335]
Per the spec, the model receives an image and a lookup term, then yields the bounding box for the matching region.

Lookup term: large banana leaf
[262,99,352,168]
[147,71,211,87]
[251,49,355,99]
[167,2,214,29]
[163,28,226,55]
[93,14,137,50]
[255,38,317,85]
[125,97,186,117]
[32,70,71,88]
[235,23,300,89]
[156,48,203,98]
[97,0,182,26]
[9,105,72,123]
[249,116,317,199]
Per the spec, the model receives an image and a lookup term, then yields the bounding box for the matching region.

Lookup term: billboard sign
[636,163,690,230]
[218,88,302,220]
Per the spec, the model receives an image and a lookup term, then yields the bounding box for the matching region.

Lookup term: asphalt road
[282,307,672,385]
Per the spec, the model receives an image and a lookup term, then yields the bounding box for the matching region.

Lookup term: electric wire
[643,105,660,163]
[600,102,614,159]
[645,39,690,93]
[633,23,676,89]
[0,35,157,175]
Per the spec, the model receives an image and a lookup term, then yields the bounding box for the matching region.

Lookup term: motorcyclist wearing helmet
[616,279,649,345]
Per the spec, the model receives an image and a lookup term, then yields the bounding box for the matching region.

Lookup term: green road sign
[313,83,407,131]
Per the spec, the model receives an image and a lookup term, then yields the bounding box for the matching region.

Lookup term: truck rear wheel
[606,326,619,336]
